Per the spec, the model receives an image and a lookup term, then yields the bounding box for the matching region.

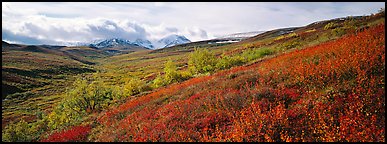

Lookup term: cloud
[182,26,210,41]
[2,2,385,45]
[2,2,211,45]
[85,20,148,41]
[154,2,165,7]
[166,27,178,33]
[2,28,56,45]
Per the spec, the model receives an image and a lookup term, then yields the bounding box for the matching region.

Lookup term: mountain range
[63,31,266,50]
[79,34,191,50]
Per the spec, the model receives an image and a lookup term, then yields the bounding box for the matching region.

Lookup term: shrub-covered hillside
[2,10,384,142]
[88,23,384,142]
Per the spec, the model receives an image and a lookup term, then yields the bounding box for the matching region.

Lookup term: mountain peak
[156,34,191,49]
[89,38,134,49]
[133,39,154,49]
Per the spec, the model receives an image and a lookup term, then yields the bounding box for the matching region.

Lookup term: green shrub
[65,79,113,113]
[47,99,84,131]
[152,60,192,89]
[164,60,181,84]
[286,32,298,38]
[179,70,193,81]
[244,43,255,49]
[2,113,47,142]
[324,22,338,30]
[188,48,218,74]
[123,77,147,96]
[305,29,317,33]
[241,47,275,62]
[2,119,33,142]
[275,35,286,41]
[45,78,123,131]
[152,73,167,88]
[216,54,244,70]
[331,27,347,37]
[280,40,301,50]
[216,55,233,70]
[275,32,299,41]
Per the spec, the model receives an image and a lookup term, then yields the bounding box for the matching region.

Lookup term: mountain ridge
[72,34,191,50]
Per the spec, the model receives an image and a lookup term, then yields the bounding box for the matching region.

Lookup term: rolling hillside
[88,13,385,142]
[1,41,150,128]
[1,10,385,142]
[92,24,385,142]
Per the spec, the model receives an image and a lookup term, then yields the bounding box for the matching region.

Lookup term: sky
[2,2,385,45]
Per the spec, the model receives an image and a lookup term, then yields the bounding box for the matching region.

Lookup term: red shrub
[41,125,91,142]
[94,24,385,142]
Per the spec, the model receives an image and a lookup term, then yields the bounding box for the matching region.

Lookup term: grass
[1,11,385,142]
[1,47,97,127]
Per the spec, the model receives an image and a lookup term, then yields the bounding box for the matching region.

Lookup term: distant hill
[2,41,22,48]
[214,31,266,43]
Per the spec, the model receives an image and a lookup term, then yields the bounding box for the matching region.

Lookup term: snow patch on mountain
[133,39,154,49]
[63,35,190,49]
[153,34,191,49]
[217,31,266,39]
[83,38,154,49]
[89,38,136,48]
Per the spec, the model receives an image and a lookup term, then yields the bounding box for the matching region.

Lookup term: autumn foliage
[41,125,91,142]
[91,24,384,142]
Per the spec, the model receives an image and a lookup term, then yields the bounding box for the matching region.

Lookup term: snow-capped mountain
[133,39,154,49]
[68,35,190,50]
[89,38,138,49]
[155,34,191,49]
[87,38,154,49]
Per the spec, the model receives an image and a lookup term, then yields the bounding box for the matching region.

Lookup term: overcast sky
[2,2,385,45]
